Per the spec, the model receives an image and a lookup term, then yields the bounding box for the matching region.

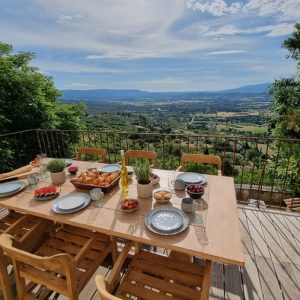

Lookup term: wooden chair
[0,212,52,300]
[176,153,222,176]
[284,198,300,211]
[0,224,113,300]
[96,247,212,300]
[124,150,157,167]
[75,148,107,163]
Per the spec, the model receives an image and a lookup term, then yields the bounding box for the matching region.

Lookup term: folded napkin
[0,165,35,180]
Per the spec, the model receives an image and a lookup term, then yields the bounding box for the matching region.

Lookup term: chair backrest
[124,150,157,167]
[76,148,107,162]
[179,153,222,175]
[0,214,52,300]
[0,234,76,299]
[95,275,121,300]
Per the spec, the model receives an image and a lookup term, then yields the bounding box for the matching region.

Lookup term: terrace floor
[1,205,300,300]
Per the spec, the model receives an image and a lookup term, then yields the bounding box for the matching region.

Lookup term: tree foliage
[0,42,86,171]
[268,23,300,195]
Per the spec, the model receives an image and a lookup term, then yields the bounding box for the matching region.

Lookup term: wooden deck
[1,206,300,299]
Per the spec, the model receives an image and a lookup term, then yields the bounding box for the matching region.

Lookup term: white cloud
[57,14,84,24]
[207,50,245,55]
[244,0,300,20]
[186,0,242,16]
[187,0,300,21]
[203,23,294,37]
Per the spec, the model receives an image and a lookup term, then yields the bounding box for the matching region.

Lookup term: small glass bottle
[120,150,129,192]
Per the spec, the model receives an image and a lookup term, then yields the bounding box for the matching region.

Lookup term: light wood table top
[0,160,244,266]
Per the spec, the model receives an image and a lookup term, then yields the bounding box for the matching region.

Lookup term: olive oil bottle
[120,150,129,192]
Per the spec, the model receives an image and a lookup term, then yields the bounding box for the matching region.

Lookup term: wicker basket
[70,175,120,193]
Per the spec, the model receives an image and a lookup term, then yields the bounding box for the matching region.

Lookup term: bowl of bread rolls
[70,169,120,192]
[153,190,172,204]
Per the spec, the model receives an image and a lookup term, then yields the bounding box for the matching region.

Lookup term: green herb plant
[133,159,151,184]
[46,159,66,173]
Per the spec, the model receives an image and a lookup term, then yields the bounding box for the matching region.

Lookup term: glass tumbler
[90,188,104,207]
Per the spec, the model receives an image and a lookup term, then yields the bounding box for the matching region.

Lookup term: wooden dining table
[0,160,244,267]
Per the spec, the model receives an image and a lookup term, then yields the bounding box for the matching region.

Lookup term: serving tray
[70,175,120,193]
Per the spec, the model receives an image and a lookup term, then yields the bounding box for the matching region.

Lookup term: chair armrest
[176,166,184,172]
[107,240,133,291]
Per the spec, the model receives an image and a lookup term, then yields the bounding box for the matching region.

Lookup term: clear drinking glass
[90,188,104,207]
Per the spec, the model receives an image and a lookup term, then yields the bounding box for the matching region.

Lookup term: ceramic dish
[153,190,172,204]
[120,198,139,212]
[144,207,189,235]
[52,193,91,214]
[65,159,73,167]
[0,181,27,198]
[176,173,207,185]
[99,164,120,173]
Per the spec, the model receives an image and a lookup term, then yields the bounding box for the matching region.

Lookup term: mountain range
[60,83,272,102]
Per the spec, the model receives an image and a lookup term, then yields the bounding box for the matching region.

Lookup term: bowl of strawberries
[120,198,139,212]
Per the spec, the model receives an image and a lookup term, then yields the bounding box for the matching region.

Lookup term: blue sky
[1,0,299,91]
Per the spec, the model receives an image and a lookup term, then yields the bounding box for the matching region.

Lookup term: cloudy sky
[1,0,299,91]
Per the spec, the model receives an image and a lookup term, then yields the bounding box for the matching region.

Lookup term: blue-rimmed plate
[176,173,207,185]
[52,193,91,214]
[99,164,120,173]
[144,207,189,235]
[0,181,27,198]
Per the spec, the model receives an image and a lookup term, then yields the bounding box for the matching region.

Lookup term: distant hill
[60,83,272,101]
[218,83,272,93]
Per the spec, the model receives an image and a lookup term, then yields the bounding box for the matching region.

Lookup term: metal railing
[1,129,299,209]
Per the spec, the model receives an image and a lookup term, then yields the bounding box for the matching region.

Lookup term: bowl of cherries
[186,184,205,199]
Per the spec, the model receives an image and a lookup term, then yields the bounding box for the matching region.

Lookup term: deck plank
[257,209,289,264]
[209,263,224,300]
[238,208,254,255]
[224,264,244,300]
[274,262,300,300]
[244,209,270,258]
[241,254,264,300]
[256,256,283,300]
[270,213,300,265]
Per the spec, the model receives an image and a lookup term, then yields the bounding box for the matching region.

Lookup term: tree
[283,23,300,70]
[0,42,86,171]
[267,24,300,195]
[268,23,300,138]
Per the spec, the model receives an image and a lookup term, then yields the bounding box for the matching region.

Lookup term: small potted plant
[46,159,67,185]
[133,159,152,198]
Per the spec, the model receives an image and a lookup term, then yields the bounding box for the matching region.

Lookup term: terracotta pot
[137,181,153,198]
[50,170,66,185]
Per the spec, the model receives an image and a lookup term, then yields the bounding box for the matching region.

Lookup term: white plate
[176,173,207,185]
[52,193,91,214]
[65,159,73,167]
[145,207,189,235]
[58,197,85,210]
[0,181,27,197]
[99,164,120,173]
